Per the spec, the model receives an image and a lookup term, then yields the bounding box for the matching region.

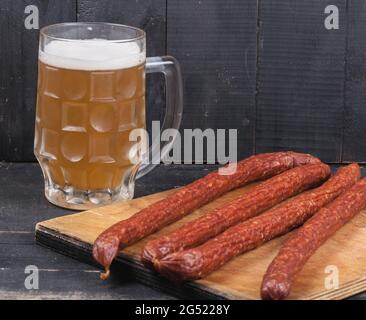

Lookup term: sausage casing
[261,177,366,300]
[154,164,360,282]
[142,163,330,267]
[92,151,320,278]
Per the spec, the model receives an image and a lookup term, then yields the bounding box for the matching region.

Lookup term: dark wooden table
[1,162,365,300]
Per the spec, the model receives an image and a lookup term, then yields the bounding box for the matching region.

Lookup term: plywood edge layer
[35,225,232,300]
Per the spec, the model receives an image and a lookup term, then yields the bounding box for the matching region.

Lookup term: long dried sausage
[261,177,366,300]
[142,163,330,267]
[154,164,360,282]
[92,151,320,279]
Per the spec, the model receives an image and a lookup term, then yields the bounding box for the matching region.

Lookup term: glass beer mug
[34,23,183,210]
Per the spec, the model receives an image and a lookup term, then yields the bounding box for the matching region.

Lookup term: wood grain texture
[77,0,167,139]
[167,0,258,161]
[1,162,366,299]
[2,1,366,161]
[0,232,172,300]
[36,182,366,300]
[0,162,216,231]
[0,163,218,300]
[255,0,347,162]
[342,1,366,162]
[0,0,76,161]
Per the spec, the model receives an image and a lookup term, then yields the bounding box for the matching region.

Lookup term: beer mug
[34,23,183,210]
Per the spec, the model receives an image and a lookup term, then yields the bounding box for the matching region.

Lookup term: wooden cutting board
[35,183,366,300]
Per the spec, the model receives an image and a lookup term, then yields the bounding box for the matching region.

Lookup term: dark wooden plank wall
[255,0,347,163]
[0,0,365,163]
[167,0,258,161]
[343,1,366,162]
[0,0,76,161]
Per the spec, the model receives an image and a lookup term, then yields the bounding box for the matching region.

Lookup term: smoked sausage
[142,163,330,267]
[154,164,360,282]
[92,152,320,279]
[261,177,366,300]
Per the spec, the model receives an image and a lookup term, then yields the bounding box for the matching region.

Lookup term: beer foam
[39,39,145,70]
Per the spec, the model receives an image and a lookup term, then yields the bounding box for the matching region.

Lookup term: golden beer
[35,34,146,207]
[34,23,182,209]
[35,61,145,188]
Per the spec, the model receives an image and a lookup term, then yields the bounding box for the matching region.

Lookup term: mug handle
[136,56,183,179]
